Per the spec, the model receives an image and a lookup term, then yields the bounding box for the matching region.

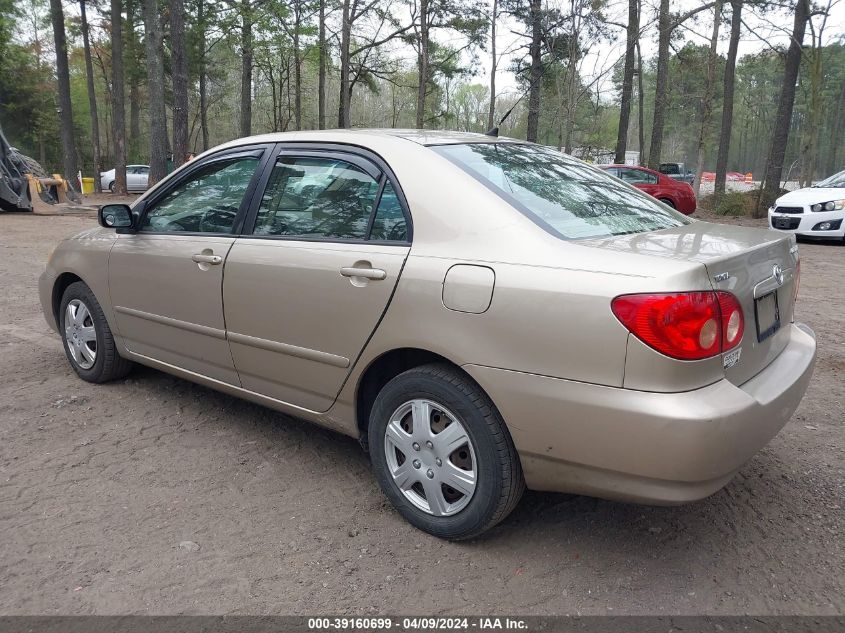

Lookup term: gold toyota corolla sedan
[40,130,816,539]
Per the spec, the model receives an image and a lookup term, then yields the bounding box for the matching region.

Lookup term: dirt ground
[0,206,842,616]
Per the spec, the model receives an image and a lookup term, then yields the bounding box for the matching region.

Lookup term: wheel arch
[355,347,484,448]
[52,272,86,326]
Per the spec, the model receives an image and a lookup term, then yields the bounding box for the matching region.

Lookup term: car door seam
[219,239,242,387]
[329,250,412,409]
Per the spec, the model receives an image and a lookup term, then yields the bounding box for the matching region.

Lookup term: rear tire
[659,197,676,209]
[108,181,115,193]
[59,281,133,383]
[368,363,524,540]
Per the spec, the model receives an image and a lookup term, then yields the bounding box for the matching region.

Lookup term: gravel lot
[0,208,842,616]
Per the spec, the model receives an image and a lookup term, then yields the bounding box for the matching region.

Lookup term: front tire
[60,281,133,383]
[108,181,115,193]
[368,364,524,540]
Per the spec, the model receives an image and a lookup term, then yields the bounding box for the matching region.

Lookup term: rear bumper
[464,322,816,504]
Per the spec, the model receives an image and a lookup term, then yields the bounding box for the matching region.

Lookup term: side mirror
[98,204,134,229]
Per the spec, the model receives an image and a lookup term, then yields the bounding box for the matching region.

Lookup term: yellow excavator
[0,124,82,213]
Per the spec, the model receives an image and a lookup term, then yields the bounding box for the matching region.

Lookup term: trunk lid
[585,221,799,385]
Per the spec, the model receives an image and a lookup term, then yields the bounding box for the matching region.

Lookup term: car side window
[619,168,657,185]
[140,156,259,234]
[369,181,407,241]
[254,156,380,239]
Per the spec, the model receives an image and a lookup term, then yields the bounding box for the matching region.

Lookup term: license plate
[773,216,794,229]
[755,291,781,342]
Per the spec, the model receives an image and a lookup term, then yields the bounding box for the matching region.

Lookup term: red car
[598,164,697,215]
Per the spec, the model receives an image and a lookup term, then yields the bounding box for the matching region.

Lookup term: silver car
[100,164,150,192]
[41,130,816,539]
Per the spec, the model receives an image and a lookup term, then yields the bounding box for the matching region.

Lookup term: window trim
[240,143,413,245]
[133,144,274,238]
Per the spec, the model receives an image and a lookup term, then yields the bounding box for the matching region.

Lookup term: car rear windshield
[434,143,690,240]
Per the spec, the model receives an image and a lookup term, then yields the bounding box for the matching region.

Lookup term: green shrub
[714,192,750,216]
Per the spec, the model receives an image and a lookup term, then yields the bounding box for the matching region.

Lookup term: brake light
[611,291,745,360]
[717,291,744,349]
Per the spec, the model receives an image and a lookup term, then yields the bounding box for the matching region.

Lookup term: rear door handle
[340,267,386,280]
[192,253,223,265]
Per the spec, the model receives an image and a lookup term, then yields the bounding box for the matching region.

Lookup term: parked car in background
[659,162,695,183]
[41,130,815,539]
[100,165,150,192]
[599,164,697,214]
[768,169,845,241]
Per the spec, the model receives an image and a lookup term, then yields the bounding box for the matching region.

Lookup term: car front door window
[141,156,259,234]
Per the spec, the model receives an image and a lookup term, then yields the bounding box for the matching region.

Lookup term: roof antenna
[485,68,544,137]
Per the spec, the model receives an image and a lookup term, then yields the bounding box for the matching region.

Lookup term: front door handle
[192,253,223,265]
[340,267,386,280]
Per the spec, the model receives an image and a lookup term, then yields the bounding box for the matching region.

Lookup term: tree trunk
[614,0,638,164]
[125,0,141,161]
[800,33,823,186]
[637,40,645,164]
[80,0,102,192]
[240,3,253,137]
[293,13,302,130]
[826,76,845,175]
[526,0,542,143]
[714,0,742,196]
[198,0,209,150]
[49,0,79,184]
[143,0,168,184]
[415,0,429,129]
[111,0,127,194]
[318,0,327,129]
[647,0,670,170]
[487,0,497,131]
[692,0,723,197]
[129,86,140,160]
[171,0,189,165]
[758,0,809,216]
[563,22,579,155]
[338,0,352,128]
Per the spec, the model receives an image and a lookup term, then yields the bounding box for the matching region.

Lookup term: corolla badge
[773,264,784,286]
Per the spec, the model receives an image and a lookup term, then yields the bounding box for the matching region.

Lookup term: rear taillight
[717,291,744,350]
[611,291,745,361]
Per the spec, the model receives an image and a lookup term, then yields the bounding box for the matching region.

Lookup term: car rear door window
[141,156,259,233]
[254,156,382,240]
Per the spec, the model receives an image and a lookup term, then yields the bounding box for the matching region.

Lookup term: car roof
[212,128,522,151]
